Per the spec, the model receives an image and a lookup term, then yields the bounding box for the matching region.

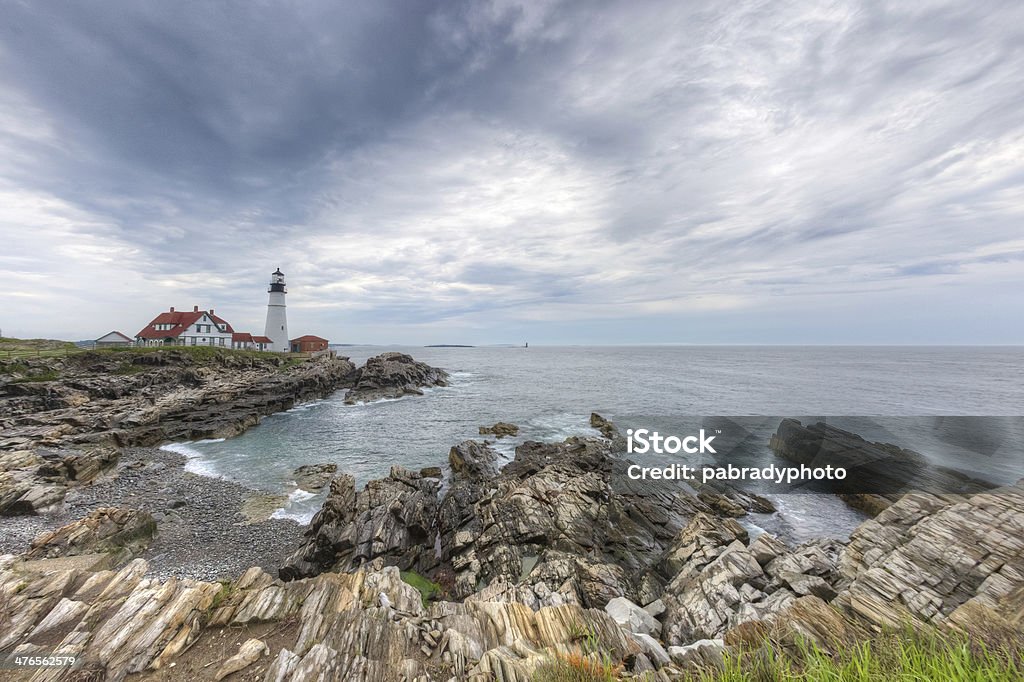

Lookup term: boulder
[293,463,338,492]
[668,638,725,669]
[479,422,519,438]
[26,507,156,562]
[214,638,269,680]
[448,440,501,480]
[605,596,661,635]
[769,419,995,506]
[343,353,448,404]
[280,468,440,580]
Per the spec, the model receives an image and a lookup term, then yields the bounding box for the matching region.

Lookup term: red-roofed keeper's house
[290,335,329,352]
[136,306,235,347]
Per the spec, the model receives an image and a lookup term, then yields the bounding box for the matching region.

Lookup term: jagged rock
[769,419,995,506]
[589,412,617,439]
[631,632,671,666]
[668,638,725,669]
[590,412,627,451]
[5,483,66,515]
[26,507,156,561]
[605,596,662,635]
[343,352,448,404]
[292,462,338,492]
[833,480,1024,632]
[479,422,519,438]
[213,637,269,680]
[693,480,777,517]
[748,532,786,566]
[438,437,704,604]
[448,440,501,480]
[643,598,665,617]
[777,571,838,601]
[280,467,440,580]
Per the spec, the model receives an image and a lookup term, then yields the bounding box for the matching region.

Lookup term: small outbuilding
[95,331,133,348]
[290,335,329,353]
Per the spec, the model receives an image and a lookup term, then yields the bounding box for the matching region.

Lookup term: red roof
[290,335,328,343]
[136,308,235,339]
[232,333,272,344]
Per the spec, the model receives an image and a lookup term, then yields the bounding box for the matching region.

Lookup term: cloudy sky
[2,1,1022,344]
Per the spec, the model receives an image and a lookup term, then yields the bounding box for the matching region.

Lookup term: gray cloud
[1,0,1023,343]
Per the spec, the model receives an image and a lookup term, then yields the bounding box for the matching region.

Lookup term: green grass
[0,337,80,359]
[529,628,1023,682]
[88,345,283,361]
[399,570,442,607]
[9,370,61,383]
[0,362,31,375]
[534,654,622,682]
[704,630,1023,682]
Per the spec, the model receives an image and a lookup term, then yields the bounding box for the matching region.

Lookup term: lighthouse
[264,268,289,352]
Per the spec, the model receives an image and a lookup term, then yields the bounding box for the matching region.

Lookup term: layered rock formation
[1,350,452,521]
[281,434,727,611]
[1,414,1022,679]
[0,349,358,517]
[343,352,449,404]
[769,418,996,513]
[3,471,1020,680]
[1,350,357,451]
[478,422,518,438]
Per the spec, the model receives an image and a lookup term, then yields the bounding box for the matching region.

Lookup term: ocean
[165,345,1024,543]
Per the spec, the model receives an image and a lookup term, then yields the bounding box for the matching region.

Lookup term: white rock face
[631,632,671,665]
[668,638,725,667]
[605,596,662,635]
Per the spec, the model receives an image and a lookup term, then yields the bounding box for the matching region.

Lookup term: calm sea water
[166,346,1024,543]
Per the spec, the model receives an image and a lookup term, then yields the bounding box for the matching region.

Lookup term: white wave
[345,395,404,407]
[160,441,226,479]
[282,487,317,502]
[270,507,317,524]
[270,487,321,524]
[159,441,202,457]
[736,517,767,541]
[286,399,325,413]
[524,413,594,442]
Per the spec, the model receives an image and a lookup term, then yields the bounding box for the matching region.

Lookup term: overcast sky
[2,1,1022,344]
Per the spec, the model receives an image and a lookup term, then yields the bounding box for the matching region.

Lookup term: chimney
[210,308,214,315]
[193,305,199,312]
[170,306,175,313]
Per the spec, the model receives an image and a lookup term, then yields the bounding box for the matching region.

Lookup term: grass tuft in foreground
[534,651,622,682]
[534,622,624,682]
[705,629,1023,682]
[530,628,1023,681]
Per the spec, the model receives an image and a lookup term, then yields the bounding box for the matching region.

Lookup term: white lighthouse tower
[264,268,289,352]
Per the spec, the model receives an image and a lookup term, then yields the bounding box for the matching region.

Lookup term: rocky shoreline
[0,347,452,581]
[1,349,1021,680]
[1,414,1021,680]
[0,447,304,581]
